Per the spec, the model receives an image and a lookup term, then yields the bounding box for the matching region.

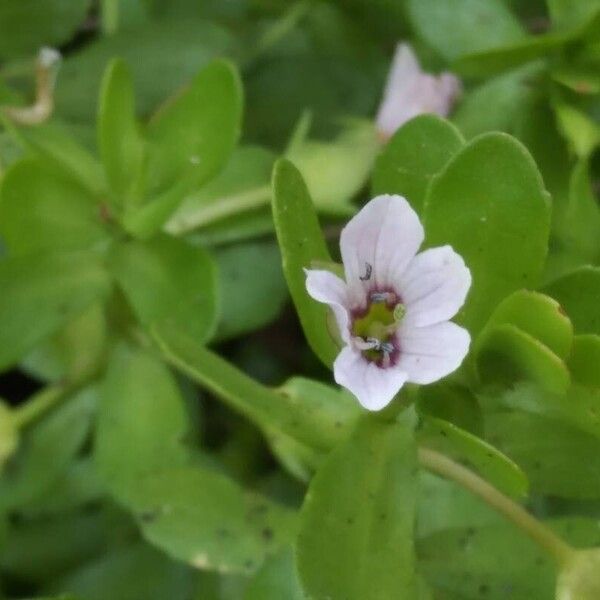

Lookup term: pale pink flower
[305,195,471,411]
[376,44,462,140]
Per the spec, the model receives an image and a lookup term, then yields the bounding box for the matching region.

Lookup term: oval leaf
[424,133,551,334]
[372,114,464,214]
[0,250,111,371]
[417,415,528,497]
[0,158,108,256]
[271,158,339,368]
[297,415,418,599]
[109,235,218,343]
[97,58,144,204]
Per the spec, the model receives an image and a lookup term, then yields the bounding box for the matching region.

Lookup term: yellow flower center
[352,295,405,364]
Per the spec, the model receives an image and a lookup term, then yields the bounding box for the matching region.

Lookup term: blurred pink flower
[376,44,462,140]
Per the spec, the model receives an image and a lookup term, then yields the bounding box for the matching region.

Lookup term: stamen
[353,337,379,351]
[380,341,395,354]
[370,291,394,304]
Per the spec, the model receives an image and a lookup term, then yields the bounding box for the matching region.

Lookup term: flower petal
[397,321,470,384]
[305,269,351,342]
[340,194,423,305]
[400,245,471,327]
[333,345,408,411]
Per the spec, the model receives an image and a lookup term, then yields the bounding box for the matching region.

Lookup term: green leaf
[495,382,600,441]
[296,415,418,599]
[0,387,95,511]
[475,323,570,393]
[453,31,569,78]
[55,20,237,123]
[269,377,360,479]
[418,472,501,539]
[287,119,379,212]
[145,59,242,191]
[96,343,296,574]
[0,158,109,255]
[22,302,107,383]
[249,5,386,147]
[552,66,600,95]
[418,415,528,497]
[154,327,359,458]
[95,344,189,504]
[214,241,287,341]
[480,289,573,359]
[486,411,600,498]
[554,102,600,158]
[568,335,600,387]
[564,159,600,262]
[19,123,106,196]
[124,60,243,238]
[127,464,298,574]
[0,250,112,371]
[417,383,483,435]
[372,115,465,215]
[109,235,218,343]
[543,266,600,334]
[53,543,195,600]
[245,548,304,600]
[406,0,525,62]
[97,58,145,204]
[166,146,275,236]
[419,518,600,598]
[20,457,104,517]
[548,0,600,30]
[424,133,551,334]
[271,158,339,368]
[0,508,112,584]
[0,0,91,59]
[452,64,542,139]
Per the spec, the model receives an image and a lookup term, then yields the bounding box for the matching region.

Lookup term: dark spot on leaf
[262,527,273,541]
[139,509,160,523]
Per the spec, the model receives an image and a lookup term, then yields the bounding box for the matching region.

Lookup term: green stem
[418,447,575,566]
[13,382,72,429]
[166,185,271,234]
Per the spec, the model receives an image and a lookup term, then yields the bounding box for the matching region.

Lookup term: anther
[393,303,406,322]
[370,291,394,304]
